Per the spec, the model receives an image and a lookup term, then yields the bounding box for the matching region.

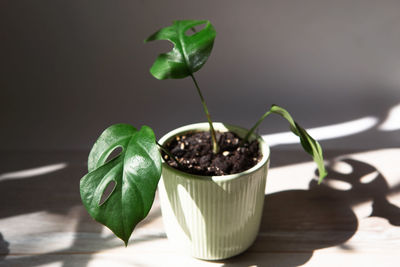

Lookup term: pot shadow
[2,151,399,266]
[218,157,400,266]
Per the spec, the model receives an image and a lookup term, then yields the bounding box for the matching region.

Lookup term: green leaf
[88,124,137,172]
[269,105,328,183]
[145,20,216,79]
[80,125,162,245]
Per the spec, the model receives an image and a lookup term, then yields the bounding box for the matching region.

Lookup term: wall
[1,0,399,151]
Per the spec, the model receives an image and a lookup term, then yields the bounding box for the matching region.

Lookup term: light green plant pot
[158,122,270,260]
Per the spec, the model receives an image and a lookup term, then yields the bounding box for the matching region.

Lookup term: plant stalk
[242,110,272,144]
[156,141,182,167]
[190,73,219,154]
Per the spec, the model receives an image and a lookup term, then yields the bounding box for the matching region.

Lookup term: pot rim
[158,122,270,182]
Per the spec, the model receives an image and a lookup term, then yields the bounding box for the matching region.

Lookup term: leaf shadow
[218,157,400,266]
[2,151,400,266]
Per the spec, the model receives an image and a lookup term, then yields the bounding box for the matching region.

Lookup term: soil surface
[162,131,261,176]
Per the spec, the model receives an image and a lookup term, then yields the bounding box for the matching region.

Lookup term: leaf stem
[242,110,272,144]
[190,73,219,154]
[243,105,327,182]
[156,141,182,167]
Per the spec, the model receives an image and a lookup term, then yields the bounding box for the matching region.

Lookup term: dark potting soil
[162,131,261,176]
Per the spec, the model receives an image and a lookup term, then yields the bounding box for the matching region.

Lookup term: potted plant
[80,19,327,260]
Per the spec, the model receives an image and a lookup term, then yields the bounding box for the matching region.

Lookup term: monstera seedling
[145,20,219,153]
[80,19,327,246]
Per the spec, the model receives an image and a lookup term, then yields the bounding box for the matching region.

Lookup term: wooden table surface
[1,148,399,267]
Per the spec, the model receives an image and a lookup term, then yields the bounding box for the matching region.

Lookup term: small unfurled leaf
[80,124,162,245]
[269,105,327,183]
[145,20,216,79]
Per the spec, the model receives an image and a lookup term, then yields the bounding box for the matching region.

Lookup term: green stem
[156,141,182,167]
[242,110,272,144]
[190,73,219,154]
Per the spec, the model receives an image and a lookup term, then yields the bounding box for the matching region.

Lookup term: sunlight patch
[0,163,68,181]
[263,116,378,147]
[379,103,400,131]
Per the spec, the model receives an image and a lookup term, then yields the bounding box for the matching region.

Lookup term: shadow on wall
[218,157,400,266]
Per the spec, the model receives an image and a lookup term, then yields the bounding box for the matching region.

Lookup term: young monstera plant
[80,20,327,246]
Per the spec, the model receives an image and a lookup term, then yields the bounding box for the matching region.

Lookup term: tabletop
[1,148,399,267]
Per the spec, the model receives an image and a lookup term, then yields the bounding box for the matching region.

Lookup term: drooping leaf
[80,125,162,245]
[145,20,216,79]
[269,105,327,183]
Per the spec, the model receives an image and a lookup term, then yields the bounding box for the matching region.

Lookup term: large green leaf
[145,20,216,79]
[80,124,162,245]
[269,105,327,183]
[88,124,137,172]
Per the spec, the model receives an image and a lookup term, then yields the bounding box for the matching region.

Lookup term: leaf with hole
[145,20,216,79]
[88,124,137,172]
[80,124,162,245]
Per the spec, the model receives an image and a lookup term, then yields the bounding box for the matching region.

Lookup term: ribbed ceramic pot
[158,122,270,260]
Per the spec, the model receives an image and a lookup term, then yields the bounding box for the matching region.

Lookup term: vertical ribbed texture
[158,162,268,260]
